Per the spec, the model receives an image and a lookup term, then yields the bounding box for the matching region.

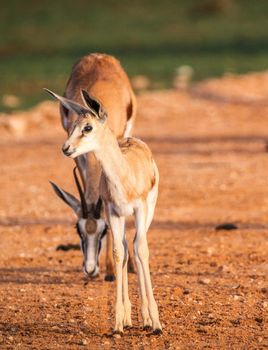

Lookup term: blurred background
[0,0,267,112]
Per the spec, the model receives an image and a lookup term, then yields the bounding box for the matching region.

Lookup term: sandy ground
[0,72,268,349]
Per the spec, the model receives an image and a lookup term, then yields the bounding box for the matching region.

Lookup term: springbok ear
[49,181,81,217]
[81,90,107,122]
[44,88,91,116]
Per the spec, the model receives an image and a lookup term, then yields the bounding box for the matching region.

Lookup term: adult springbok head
[45,88,108,278]
[50,168,107,278]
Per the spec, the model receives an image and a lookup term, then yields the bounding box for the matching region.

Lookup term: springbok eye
[83,125,93,133]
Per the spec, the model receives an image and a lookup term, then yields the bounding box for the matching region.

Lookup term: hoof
[124,325,132,330]
[104,274,116,282]
[143,325,152,331]
[153,328,163,335]
[112,330,123,338]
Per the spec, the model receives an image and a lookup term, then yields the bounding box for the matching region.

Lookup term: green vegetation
[0,0,267,112]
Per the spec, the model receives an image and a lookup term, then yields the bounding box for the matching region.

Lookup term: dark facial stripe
[76,223,87,254]
[97,241,102,256]
[100,225,108,240]
[75,222,82,238]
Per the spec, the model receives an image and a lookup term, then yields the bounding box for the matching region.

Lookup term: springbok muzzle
[83,262,99,278]
[62,143,75,157]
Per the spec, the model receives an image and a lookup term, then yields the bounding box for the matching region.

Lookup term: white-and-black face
[76,218,107,277]
[49,179,106,278]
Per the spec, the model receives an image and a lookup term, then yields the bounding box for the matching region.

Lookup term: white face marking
[64,118,101,159]
[77,218,106,276]
[69,138,97,158]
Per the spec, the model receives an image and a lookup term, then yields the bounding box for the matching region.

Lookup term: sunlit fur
[60,53,136,140]
[63,106,162,334]
[57,53,136,279]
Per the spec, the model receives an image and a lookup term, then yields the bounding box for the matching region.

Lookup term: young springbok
[47,53,136,280]
[46,89,162,334]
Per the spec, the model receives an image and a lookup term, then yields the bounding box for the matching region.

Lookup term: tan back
[60,53,136,139]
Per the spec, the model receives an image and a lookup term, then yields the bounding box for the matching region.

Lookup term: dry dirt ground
[0,72,268,349]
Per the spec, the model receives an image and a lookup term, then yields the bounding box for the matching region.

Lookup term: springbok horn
[73,167,88,218]
[94,197,102,219]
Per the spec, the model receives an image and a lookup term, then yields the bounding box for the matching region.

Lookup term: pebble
[222,265,231,273]
[113,333,122,339]
[198,278,211,285]
[231,284,240,290]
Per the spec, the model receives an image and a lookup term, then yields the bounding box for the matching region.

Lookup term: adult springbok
[46,89,162,334]
[47,53,136,281]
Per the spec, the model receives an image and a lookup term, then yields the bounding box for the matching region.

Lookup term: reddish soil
[0,72,268,349]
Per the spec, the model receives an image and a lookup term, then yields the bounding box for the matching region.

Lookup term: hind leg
[134,201,162,333]
[123,239,132,328]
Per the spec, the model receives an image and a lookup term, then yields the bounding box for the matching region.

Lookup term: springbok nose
[84,264,99,278]
[62,144,71,155]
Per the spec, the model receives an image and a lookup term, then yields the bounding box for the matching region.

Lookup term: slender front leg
[136,235,162,333]
[105,228,115,281]
[122,239,132,327]
[133,241,152,329]
[134,203,162,333]
[107,209,126,334]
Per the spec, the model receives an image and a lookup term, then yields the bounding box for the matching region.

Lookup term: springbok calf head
[50,166,107,278]
[45,88,107,159]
